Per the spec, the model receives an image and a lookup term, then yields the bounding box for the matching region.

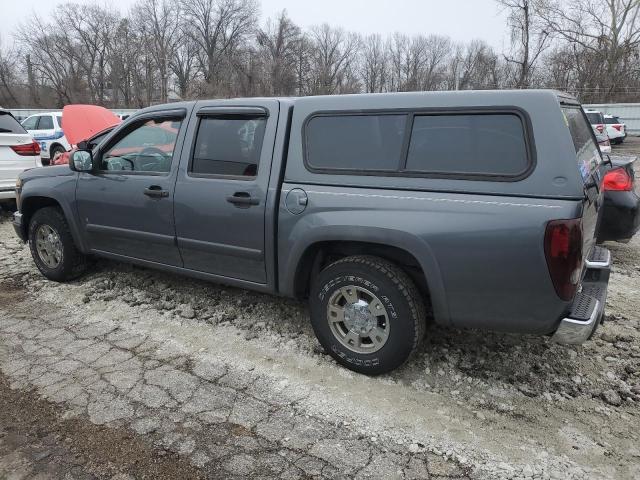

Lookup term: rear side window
[0,112,27,134]
[562,107,600,182]
[305,115,407,171]
[191,116,266,178]
[304,111,530,178]
[406,114,528,175]
[38,116,54,130]
[56,115,63,128]
[585,112,603,124]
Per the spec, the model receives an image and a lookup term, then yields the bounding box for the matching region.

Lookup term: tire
[50,144,66,161]
[309,255,426,375]
[28,206,87,282]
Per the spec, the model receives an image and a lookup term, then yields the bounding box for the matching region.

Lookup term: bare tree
[361,34,389,93]
[170,29,200,100]
[497,0,549,88]
[256,11,301,96]
[181,0,258,96]
[55,3,119,104]
[133,0,181,103]
[537,0,640,101]
[0,38,20,106]
[308,24,360,95]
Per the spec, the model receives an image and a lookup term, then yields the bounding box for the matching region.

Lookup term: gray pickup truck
[13,90,611,375]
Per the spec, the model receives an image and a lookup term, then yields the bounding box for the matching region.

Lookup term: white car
[604,114,626,144]
[21,112,70,165]
[0,109,42,205]
[584,109,612,153]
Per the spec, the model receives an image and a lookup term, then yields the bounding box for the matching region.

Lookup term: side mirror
[77,140,88,150]
[69,150,94,172]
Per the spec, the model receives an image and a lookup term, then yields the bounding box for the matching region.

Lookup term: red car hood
[62,105,121,146]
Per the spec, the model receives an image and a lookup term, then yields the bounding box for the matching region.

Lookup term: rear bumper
[12,212,27,242]
[552,247,610,344]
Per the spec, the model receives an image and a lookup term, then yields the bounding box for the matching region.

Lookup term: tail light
[596,124,604,133]
[11,139,41,156]
[603,167,633,191]
[544,219,583,301]
[612,125,622,132]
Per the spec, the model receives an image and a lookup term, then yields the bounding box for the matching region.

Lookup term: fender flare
[282,225,451,326]
[20,186,87,253]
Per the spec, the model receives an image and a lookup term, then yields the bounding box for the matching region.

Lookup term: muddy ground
[0,140,639,479]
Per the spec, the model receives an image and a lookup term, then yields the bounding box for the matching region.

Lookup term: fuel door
[285,188,308,215]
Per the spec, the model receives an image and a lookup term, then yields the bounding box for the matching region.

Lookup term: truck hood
[20,165,74,180]
[62,105,121,146]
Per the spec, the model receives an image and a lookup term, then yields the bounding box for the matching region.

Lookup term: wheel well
[293,241,430,300]
[49,143,65,154]
[21,197,62,233]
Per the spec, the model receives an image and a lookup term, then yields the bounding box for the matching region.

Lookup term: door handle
[226,192,260,207]
[144,186,169,198]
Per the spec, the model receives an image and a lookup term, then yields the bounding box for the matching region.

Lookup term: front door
[174,100,280,284]
[75,110,188,266]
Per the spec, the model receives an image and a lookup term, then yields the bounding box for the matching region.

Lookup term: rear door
[562,106,605,258]
[30,115,57,157]
[0,112,39,194]
[173,100,279,284]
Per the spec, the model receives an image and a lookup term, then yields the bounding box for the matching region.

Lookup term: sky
[1,0,511,50]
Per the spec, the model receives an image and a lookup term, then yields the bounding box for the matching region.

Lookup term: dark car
[598,155,640,243]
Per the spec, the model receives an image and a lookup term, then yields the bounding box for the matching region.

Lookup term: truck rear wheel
[309,255,426,375]
[28,207,87,282]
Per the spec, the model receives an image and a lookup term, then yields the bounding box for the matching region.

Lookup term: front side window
[38,115,54,130]
[191,116,266,177]
[305,114,407,171]
[100,118,182,173]
[406,114,529,176]
[562,107,600,182]
[21,116,39,130]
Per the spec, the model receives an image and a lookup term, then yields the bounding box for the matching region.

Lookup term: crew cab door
[75,109,188,266]
[173,100,279,284]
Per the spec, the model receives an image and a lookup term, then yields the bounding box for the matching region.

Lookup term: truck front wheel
[309,255,426,375]
[28,207,87,282]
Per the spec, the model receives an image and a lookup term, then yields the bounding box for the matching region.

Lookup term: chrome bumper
[552,246,611,345]
[552,298,603,344]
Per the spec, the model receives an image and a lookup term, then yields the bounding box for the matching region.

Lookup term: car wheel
[28,206,87,282]
[309,255,426,375]
[50,145,66,163]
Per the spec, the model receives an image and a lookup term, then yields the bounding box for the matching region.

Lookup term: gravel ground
[0,140,639,479]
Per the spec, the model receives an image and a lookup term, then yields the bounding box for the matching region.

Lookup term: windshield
[562,107,601,183]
